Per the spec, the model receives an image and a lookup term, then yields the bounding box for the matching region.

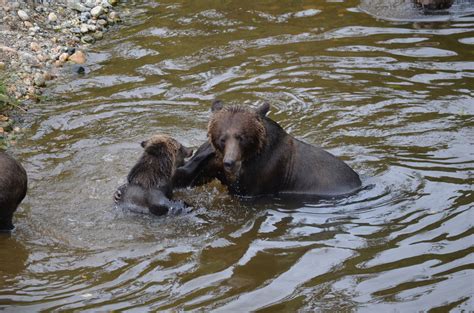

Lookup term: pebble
[34,73,46,87]
[68,0,88,12]
[91,6,104,18]
[17,10,29,21]
[59,52,69,62]
[80,12,92,22]
[30,42,41,52]
[93,31,103,40]
[69,50,86,64]
[108,11,120,23]
[97,19,107,26]
[0,62,5,70]
[48,12,58,23]
[81,35,95,44]
[80,24,89,33]
[108,0,118,6]
[24,21,33,28]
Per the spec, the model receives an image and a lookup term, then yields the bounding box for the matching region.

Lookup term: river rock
[24,21,33,28]
[80,24,89,33]
[91,6,104,18]
[84,0,96,8]
[93,31,103,40]
[80,12,92,22]
[17,10,29,21]
[97,19,107,27]
[48,12,58,23]
[34,73,46,87]
[68,0,88,12]
[108,0,118,5]
[0,62,4,70]
[107,11,120,23]
[81,35,95,44]
[30,42,41,52]
[59,52,69,62]
[69,50,86,64]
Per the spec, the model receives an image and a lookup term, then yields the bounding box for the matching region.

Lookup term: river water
[1,0,473,311]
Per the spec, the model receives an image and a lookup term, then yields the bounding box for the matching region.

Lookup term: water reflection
[2,0,473,311]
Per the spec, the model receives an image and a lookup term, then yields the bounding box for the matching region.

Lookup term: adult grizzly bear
[178,101,362,197]
[114,135,193,216]
[0,152,28,231]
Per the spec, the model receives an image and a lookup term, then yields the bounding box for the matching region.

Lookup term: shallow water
[2,0,474,311]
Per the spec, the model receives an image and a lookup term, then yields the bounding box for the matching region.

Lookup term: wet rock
[0,62,5,70]
[67,47,76,55]
[108,0,118,6]
[81,34,95,44]
[48,12,58,23]
[69,50,86,64]
[72,64,85,74]
[107,11,121,23]
[88,25,97,32]
[91,6,104,18]
[17,10,29,21]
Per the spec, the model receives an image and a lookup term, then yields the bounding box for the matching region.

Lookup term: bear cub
[0,152,28,231]
[114,135,193,216]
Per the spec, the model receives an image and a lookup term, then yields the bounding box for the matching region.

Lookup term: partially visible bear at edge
[0,152,28,231]
[177,101,362,198]
[114,134,193,216]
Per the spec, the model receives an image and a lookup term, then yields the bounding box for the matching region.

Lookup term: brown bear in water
[0,152,28,231]
[114,135,193,216]
[176,101,361,198]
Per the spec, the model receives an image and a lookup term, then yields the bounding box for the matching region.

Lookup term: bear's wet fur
[0,152,28,231]
[114,135,193,216]
[180,100,362,197]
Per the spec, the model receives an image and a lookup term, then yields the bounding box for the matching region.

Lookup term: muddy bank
[0,0,126,148]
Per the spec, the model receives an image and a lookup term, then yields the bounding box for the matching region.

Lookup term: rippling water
[1,0,473,311]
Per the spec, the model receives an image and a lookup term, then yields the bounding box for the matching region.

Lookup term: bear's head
[140,134,193,178]
[208,101,270,177]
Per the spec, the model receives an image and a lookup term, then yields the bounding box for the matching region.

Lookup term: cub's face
[141,135,193,167]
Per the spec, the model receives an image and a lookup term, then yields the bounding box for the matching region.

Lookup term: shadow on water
[1,0,473,311]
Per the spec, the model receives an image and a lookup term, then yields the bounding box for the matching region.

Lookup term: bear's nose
[223,159,235,170]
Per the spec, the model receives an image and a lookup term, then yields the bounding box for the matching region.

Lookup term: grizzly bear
[0,152,28,231]
[114,135,193,216]
[177,101,362,197]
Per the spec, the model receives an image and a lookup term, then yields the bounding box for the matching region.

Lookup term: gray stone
[93,31,103,40]
[97,19,107,26]
[81,35,95,44]
[90,5,104,18]
[80,24,89,33]
[80,12,92,22]
[48,12,58,23]
[68,0,89,12]
[17,10,29,21]
[34,73,46,87]
[84,0,96,8]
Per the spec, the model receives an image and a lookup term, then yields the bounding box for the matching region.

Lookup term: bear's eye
[219,137,226,147]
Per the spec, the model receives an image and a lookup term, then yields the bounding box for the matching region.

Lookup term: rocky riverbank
[0,0,124,148]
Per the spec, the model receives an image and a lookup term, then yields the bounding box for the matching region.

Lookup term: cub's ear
[140,140,148,148]
[256,102,270,116]
[211,100,224,112]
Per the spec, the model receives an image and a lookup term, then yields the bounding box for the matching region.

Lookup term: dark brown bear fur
[178,101,362,197]
[114,135,193,216]
[0,152,28,231]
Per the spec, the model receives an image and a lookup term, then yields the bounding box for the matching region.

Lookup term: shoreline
[0,0,126,149]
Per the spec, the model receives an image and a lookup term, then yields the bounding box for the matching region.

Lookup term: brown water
[2,0,474,311]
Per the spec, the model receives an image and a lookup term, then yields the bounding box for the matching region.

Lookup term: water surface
[1,0,473,311]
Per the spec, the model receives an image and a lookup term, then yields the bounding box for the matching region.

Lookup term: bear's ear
[146,141,167,157]
[141,140,148,148]
[211,100,224,112]
[256,102,270,117]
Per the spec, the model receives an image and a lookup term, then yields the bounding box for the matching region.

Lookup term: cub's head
[141,134,193,170]
[208,101,270,177]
